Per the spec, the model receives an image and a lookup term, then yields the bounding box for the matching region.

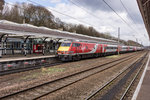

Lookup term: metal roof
[0,20,118,44]
[137,0,150,38]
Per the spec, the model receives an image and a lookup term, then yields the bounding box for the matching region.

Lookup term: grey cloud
[127,12,143,24]
[72,0,143,24]
[72,0,124,12]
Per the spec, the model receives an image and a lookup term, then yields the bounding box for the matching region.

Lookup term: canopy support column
[0,34,6,57]
[42,37,48,55]
[23,36,30,56]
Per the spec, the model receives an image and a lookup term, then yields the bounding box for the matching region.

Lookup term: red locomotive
[57,41,143,61]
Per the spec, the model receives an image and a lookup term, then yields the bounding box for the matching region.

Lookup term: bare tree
[23,4,54,27]
[0,0,5,18]
[9,4,21,23]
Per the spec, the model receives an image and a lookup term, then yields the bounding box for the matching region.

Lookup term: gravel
[37,52,145,100]
[0,52,142,98]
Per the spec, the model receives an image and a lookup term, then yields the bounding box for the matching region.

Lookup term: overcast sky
[5,0,149,46]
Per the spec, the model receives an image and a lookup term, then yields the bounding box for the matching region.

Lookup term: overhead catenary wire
[67,0,116,29]
[28,0,144,43]
[28,0,94,27]
[120,0,137,25]
[5,0,100,32]
[4,0,119,43]
[96,0,143,42]
[102,0,136,32]
[4,0,145,44]
[101,0,145,43]
[119,0,140,33]
[120,0,149,41]
[26,0,107,33]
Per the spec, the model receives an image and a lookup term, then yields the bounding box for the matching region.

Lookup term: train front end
[57,42,74,61]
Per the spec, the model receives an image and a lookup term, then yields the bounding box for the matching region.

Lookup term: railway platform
[132,53,150,100]
[0,54,57,74]
[0,54,55,63]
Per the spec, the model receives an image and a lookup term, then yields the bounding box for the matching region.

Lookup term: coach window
[72,43,76,47]
[72,43,77,47]
[61,43,71,46]
[74,43,77,47]
[77,43,80,47]
[86,46,88,49]
[72,43,79,47]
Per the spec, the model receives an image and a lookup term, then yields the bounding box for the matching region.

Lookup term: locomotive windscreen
[61,43,71,46]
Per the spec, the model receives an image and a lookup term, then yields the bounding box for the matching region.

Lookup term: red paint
[33,44,43,53]
[58,41,142,57]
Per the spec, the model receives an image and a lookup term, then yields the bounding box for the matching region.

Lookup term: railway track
[119,53,148,100]
[0,52,141,76]
[0,52,145,100]
[0,61,62,76]
[85,52,148,100]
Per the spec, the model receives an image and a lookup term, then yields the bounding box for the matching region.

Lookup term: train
[33,44,43,54]
[57,41,144,61]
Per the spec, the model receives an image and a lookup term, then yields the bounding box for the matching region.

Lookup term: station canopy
[0,20,118,44]
[137,0,150,38]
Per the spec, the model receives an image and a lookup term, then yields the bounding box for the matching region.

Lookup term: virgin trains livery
[57,41,143,61]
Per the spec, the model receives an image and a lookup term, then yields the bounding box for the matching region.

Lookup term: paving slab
[132,53,150,100]
[136,70,150,100]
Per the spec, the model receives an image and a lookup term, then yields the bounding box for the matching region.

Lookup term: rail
[0,52,144,99]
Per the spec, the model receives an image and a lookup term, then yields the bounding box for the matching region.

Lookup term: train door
[75,44,79,55]
[99,44,102,53]
[78,43,82,53]
[103,44,107,53]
